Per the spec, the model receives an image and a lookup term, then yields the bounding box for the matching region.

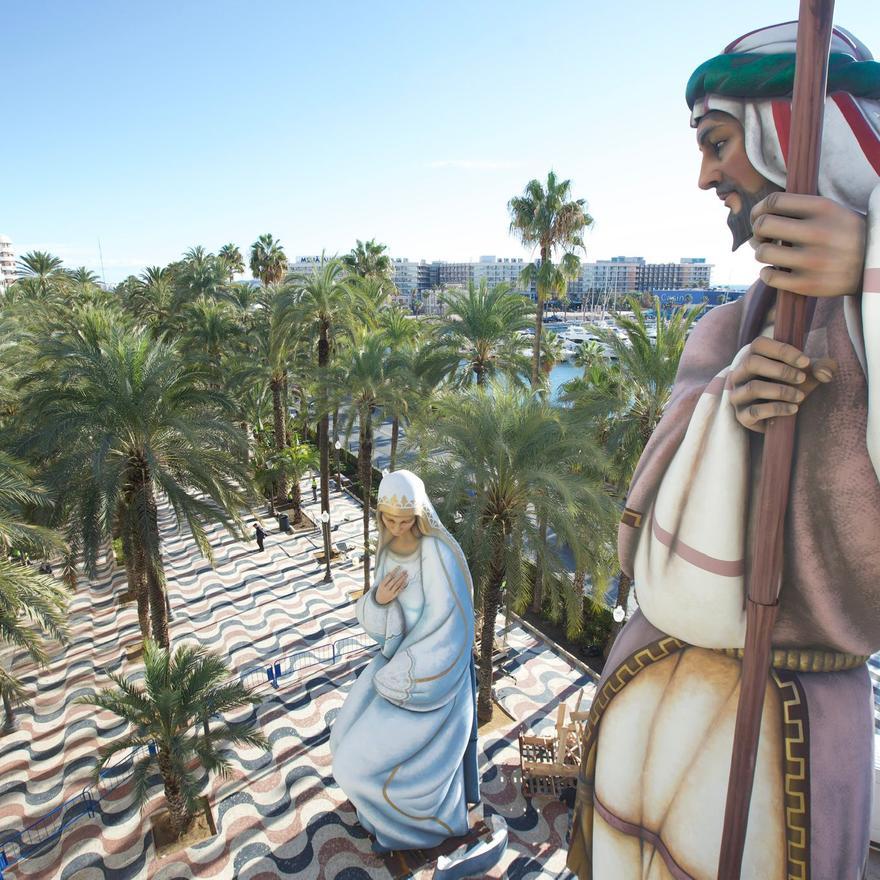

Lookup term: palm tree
[0,451,69,731]
[539,330,566,375]
[249,234,288,288]
[14,310,250,648]
[350,276,395,324]
[294,260,352,581]
[218,244,245,280]
[588,297,702,490]
[574,339,607,373]
[172,246,228,309]
[508,172,593,389]
[379,307,422,471]
[420,384,606,722]
[340,331,402,592]
[16,251,66,299]
[219,279,262,326]
[122,266,175,337]
[80,640,269,837]
[179,299,243,381]
[235,286,303,501]
[342,238,392,281]
[0,563,69,732]
[262,436,318,526]
[67,267,100,286]
[431,280,534,388]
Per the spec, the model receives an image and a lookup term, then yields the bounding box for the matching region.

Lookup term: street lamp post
[334,439,342,490]
[320,509,332,582]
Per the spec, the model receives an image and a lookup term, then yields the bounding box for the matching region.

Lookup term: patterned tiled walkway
[0,480,594,879]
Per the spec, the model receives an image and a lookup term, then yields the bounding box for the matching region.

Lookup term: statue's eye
[713,140,726,157]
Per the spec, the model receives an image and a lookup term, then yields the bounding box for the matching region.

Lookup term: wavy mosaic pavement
[0,480,595,879]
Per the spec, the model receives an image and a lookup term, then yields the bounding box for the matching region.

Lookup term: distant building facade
[676,257,713,288]
[391,258,422,298]
[0,235,16,292]
[287,251,713,312]
[288,255,325,278]
[472,256,526,290]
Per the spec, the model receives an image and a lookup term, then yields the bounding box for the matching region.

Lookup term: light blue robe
[330,535,479,851]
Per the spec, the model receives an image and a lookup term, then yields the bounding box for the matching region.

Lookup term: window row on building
[287,253,713,300]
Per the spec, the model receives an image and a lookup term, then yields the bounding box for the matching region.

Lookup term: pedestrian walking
[311,478,318,503]
[254,522,267,552]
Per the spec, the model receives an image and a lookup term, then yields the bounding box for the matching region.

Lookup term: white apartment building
[472,256,526,290]
[0,235,16,293]
[288,255,325,278]
[579,256,713,296]
[391,258,422,298]
[677,257,713,287]
[591,256,644,294]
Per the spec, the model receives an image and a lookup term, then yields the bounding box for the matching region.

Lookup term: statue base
[377,815,507,879]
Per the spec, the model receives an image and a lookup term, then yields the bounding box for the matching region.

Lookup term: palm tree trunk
[477,535,505,723]
[573,568,586,598]
[531,514,549,614]
[2,689,17,732]
[124,527,150,641]
[318,323,332,582]
[300,388,310,440]
[361,407,373,593]
[282,372,290,446]
[603,570,632,658]
[144,484,170,649]
[390,416,399,472]
[531,245,549,391]
[157,750,193,837]
[270,375,288,501]
[291,480,302,526]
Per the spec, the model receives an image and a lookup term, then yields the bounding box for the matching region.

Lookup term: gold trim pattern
[582,636,686,755]
[382,764,455,835]
[377,493,442,528]
[715,647,868,673]
[773,669,810,880]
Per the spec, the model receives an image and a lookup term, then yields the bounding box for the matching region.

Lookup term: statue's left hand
[750,192,866,298]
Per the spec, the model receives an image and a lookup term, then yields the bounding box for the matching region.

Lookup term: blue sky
[5,0,878,285]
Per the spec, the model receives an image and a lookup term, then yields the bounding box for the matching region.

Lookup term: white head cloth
[690,21,880,215]
[376,469,473,593]
[690,22,880,479]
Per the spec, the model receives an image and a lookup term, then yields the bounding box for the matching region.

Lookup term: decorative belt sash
[714,646,870,673]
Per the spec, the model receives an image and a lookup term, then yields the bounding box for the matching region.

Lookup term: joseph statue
[568,21,880,879]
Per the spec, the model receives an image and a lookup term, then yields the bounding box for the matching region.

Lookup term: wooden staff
[717,3,835,878]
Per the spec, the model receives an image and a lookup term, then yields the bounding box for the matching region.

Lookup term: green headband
[686,52,880,109]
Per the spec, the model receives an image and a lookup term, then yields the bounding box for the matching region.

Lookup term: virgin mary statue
[330,469,480,853]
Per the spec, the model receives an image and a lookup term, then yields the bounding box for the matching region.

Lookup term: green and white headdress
[687,21,880,213]
[687,22,880,477]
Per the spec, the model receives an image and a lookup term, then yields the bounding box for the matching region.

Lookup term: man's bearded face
[696,111,783,250]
